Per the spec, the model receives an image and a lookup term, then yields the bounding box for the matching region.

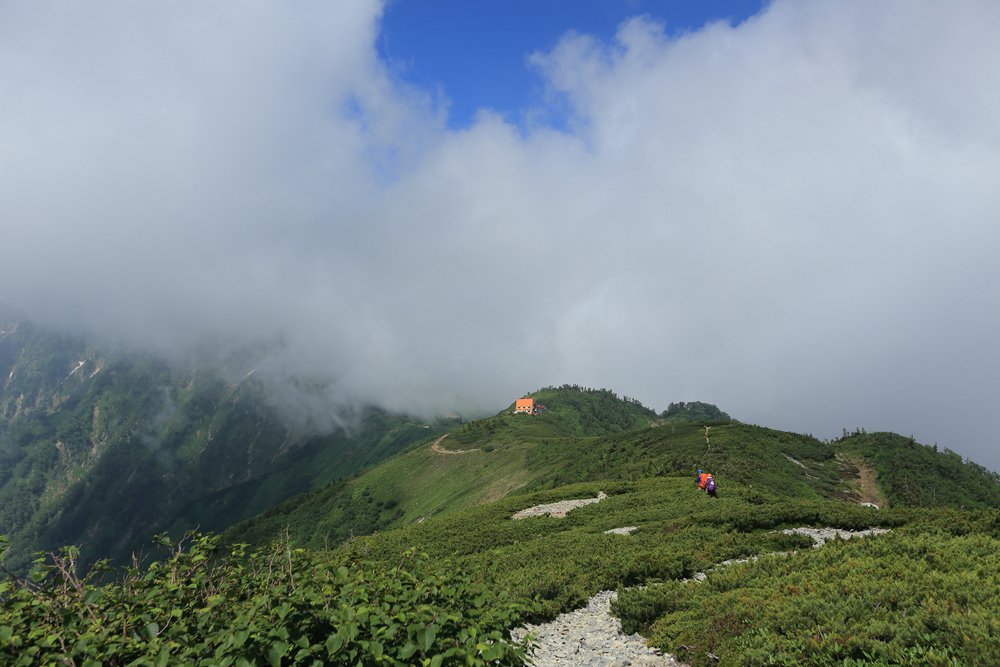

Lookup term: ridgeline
[1,329,998,664]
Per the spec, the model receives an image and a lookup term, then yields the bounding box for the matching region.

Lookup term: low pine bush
[615,531,1000,666]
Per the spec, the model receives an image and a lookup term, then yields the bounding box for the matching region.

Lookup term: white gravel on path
[512,492,608,519]
[511,526,891,665]
[512,591,681,667]
[782,526,890,546]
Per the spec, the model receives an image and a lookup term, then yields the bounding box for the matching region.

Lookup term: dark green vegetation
[836,431,1000,508]
[0,318,446,570]
[4,476,997,664]
[226,409,847,551]
[217,389,999,664]
[225,386,665,549]
[0,533,532,666]
[615,515,1000,665]
[330,461,997,664]
[661,401,732,423]
[346,480,891,618]
[2,323,999,664]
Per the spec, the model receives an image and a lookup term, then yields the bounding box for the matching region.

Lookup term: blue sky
[378,0,766,127]
[3,1,1000,471]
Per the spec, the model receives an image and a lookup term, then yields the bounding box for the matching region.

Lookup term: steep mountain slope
[0,318,445,569]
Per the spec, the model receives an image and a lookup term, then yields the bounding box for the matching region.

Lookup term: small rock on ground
[781,526,890,547]
[603,526,639,535]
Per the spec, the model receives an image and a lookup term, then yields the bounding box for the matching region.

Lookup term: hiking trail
[837,454,888,508]
[512,492,607,520]
[512,591,680,666]
[511,492,891,666]
[429,434,480,455]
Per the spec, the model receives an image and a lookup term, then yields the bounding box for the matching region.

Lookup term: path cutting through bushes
[512,591,681,667]
[510,494,891,666]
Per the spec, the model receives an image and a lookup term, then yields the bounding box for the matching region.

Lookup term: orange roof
[515,398,534,409]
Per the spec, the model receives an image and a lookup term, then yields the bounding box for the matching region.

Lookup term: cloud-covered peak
[2,0,999,470]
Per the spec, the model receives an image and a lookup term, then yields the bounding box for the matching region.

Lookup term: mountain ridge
[0,318,450,570]
[2,338,999,663]
[226,385,1000,556]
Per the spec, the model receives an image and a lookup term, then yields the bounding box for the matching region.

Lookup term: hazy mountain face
[2,1,1000,470]
[0,319,443,569]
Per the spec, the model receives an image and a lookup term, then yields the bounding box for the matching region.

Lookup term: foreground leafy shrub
[0,533,535,666]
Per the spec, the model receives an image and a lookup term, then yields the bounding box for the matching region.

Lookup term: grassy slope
[346,478,858,613]
[225,386,659,548]
[227,390,862,549]
[224,390,1000,663]
[342,467,999,664]
[342,477,1000,615]
[6,368,1000,664]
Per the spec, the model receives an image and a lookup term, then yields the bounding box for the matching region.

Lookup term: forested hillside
[0,317,445,569]
[835,430,1000,508]
[660,400,732,422]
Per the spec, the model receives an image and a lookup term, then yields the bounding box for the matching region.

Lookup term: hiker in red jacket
[696,470,718,497]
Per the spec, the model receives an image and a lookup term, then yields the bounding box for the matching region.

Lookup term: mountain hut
[514,398,535,415]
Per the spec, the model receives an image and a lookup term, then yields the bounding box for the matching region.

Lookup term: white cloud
[2,0,999,469]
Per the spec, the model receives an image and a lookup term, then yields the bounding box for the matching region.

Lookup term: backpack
[706,477,716,492]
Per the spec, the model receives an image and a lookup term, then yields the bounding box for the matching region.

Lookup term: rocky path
[511,492,607,520]
[510,514,890,666]
[511,591,681,667]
